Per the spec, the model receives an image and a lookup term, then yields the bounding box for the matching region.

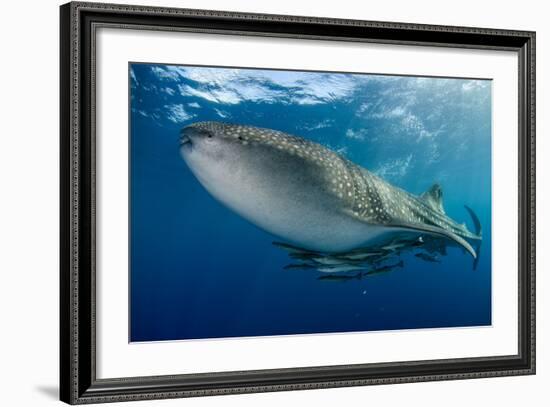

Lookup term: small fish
[338,252,384,261]
[381,242,407,252]
[312,256,362,265]
[312,257,345,265]
[289,252,319,260]
[364,252,394,264]
[317,273,363,282]
[415,253,441,263]
[283,263,316,270]
[410,237,425,248]
[272,241,315,255]
[425,241,447,256]
[366,260,404,276]
[317,264,365,273]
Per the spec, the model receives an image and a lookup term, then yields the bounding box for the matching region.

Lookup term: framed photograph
[60,1,536,404]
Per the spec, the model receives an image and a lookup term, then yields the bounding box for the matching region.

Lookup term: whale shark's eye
[238,136,244,141]
[207,134,213,138]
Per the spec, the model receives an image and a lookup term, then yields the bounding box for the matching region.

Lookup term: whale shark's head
[180,121,251,166]
[179,120,341,171]
[179,121,340,192]
[179,121,367,252]
[179,121,270,191]
[180,121,292,213]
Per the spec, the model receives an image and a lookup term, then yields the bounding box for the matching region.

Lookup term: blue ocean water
[129,63,492,342]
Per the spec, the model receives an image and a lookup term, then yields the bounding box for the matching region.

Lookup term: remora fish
[367,260,404,276]
[283,263,316,270]
[415,253,441,263]
[180,122,482,259]
[316,264,365,273]
[311,256,362,265]
[338,252,384,261]
[317,273,363,282]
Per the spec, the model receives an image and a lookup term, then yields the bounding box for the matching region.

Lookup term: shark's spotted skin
[180,121,482,257]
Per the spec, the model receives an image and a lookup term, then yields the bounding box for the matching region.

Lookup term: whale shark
[179,121,482,260]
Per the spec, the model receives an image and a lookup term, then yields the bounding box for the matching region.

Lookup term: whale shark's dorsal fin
[420,183,445,214]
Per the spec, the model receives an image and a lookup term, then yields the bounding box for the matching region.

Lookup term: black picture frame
[60,1,536,404]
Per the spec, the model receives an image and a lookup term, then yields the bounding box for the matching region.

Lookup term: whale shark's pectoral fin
[389,222,477,259]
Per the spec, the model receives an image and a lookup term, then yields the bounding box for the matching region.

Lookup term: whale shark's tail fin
[464,205,482,270]
[464,205,482,237]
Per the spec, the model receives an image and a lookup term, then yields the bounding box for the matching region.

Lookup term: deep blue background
[130,64,492,342]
